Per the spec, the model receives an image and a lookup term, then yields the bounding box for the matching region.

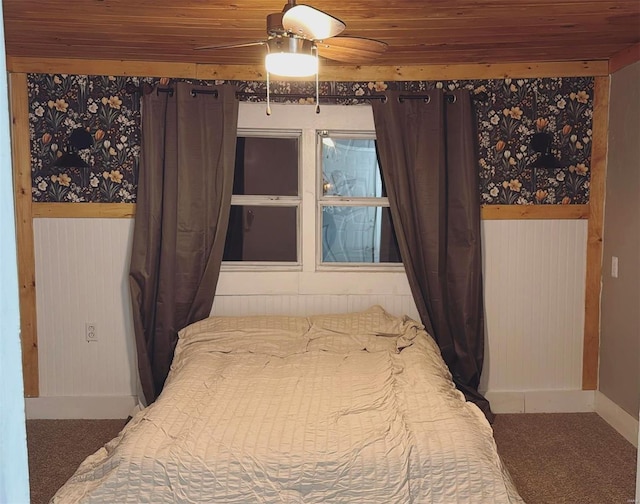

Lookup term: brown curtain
[372,89,493,422]
[129,82,239,404]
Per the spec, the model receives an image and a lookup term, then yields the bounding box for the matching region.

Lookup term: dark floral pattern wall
[28,74,593,204]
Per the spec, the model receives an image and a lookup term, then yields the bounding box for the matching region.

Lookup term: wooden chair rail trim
[32,202,136,218]
[31,203,589,220]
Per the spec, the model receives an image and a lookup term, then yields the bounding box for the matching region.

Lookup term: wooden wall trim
[7,57,199,79]
[31,203,588,220]
[482,204,589,220]
[10,73,39,397]
[14,66,604,397]
[582,76,610,390]
[32,203,136,218]
[609,43,640,74]
[7,56,609,81]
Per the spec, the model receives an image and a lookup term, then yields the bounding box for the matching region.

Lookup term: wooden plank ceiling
[2,0,640,67]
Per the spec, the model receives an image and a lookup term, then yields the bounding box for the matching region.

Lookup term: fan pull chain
[266,71,272,116]
[314,46,320,114]
[315,70,320,114]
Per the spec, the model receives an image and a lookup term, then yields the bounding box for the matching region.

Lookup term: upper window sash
[317,131,387,202]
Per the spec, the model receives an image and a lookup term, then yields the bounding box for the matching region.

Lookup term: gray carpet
[27,413,637,503]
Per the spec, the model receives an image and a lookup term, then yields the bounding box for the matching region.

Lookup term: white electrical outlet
[85,322,98,342]
[611,256,619,278]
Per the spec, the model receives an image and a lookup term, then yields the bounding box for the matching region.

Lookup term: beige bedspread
[51,306,523,503]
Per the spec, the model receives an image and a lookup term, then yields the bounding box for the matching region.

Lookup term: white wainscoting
[32,218,137,403]
[481,219,588,393]
[30,217,588,418]
[212,293,419,319]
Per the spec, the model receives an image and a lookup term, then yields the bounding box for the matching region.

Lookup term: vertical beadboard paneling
[481,219,587,392]
[212,294,419,320]
[34,217,586,400]
[34,218,136,397]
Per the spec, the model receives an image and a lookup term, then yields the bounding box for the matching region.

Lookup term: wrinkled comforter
[52,306,523,503]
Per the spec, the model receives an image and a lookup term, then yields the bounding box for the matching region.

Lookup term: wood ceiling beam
[609,43,640,73]
[6,56,609,81]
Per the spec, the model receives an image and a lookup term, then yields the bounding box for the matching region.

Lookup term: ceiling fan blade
[195,40,266,51]
[282,5,345,40]
[316,36,388,63]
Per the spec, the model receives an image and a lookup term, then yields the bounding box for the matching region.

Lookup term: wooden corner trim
[10,73,39,397]
[582,76,610,390]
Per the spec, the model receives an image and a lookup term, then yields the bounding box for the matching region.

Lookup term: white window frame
[221,128,302,271]
[221,102,406,276]
[316,130,403,272]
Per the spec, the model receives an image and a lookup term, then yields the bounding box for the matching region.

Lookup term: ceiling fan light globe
[265,52,318,77]
[265,37,318,77]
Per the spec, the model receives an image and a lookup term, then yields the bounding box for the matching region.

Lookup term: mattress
[51,305,524,503]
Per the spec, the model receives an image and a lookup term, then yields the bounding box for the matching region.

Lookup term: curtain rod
[150,87,488,103]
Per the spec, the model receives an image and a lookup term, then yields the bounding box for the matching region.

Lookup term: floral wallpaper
[28,74,593,204]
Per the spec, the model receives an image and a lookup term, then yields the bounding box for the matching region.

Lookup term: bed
[51,305,523,503]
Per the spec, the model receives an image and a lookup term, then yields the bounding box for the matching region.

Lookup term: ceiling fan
[195,1,388,77]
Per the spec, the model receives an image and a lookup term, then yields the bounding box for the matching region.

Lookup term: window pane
[321,138,386,197]
[234,137,298,196]
[321,206,401,263]
[224,205,297,262]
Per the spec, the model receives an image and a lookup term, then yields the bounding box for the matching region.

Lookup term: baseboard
[25,395,137,419]
[595,391,639,448]
[485,390,596,414]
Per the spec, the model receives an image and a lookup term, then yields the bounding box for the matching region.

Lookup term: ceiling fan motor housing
[267,12,286,36]
[267,37,314,55]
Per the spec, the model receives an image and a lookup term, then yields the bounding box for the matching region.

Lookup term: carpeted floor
[492,413,637,504]
[26,413,637,504]
[27,419,128,504]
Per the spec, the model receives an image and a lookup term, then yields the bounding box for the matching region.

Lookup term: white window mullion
[302,128,318,273]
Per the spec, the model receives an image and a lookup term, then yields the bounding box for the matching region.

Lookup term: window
[318,132,401,266]
[221,103,404,274]
[222,134,300,266]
